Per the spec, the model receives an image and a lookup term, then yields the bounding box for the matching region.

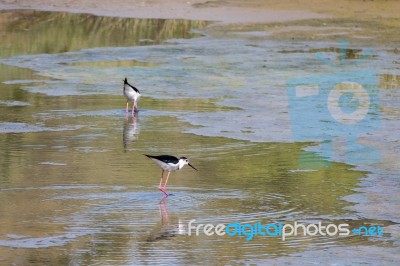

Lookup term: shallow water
[0,10,399,265]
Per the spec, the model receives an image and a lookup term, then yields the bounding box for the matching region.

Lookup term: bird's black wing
[144,154,179,164]
[124,78,140,93]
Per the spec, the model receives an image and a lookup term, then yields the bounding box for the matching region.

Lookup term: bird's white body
[123,84,140,103]
[151,157,187,172]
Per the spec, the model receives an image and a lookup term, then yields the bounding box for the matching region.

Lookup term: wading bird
[123,77,140,115]
[145,154,198,197]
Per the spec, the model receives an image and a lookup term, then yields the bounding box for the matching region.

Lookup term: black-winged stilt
[144,154,198,197]
[123,77,140,114]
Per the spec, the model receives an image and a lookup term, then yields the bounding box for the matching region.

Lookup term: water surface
[0,10,399,265]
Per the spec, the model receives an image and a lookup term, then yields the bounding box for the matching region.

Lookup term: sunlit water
[0,10,399,265]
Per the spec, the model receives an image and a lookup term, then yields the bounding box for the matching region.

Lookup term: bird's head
[179,157,198,171]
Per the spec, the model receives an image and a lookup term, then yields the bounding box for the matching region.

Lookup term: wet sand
[0,0,399,23]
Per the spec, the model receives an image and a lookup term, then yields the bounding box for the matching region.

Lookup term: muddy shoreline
[0,0,399,23]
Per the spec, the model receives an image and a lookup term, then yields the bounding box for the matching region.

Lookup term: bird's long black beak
[188,163,198,171]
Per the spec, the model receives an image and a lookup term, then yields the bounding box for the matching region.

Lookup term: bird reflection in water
[144,198,187,243]
[123,112,140,152]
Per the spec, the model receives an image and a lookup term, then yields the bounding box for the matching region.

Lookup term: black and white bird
[145,154,198,196]
[123,77,141,114]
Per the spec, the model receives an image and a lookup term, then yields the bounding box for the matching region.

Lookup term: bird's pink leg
[126,102,129,113]
[159,171,168,197]
[161,189,168,197]
[162,172,171,193]
[158,170,164,189]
